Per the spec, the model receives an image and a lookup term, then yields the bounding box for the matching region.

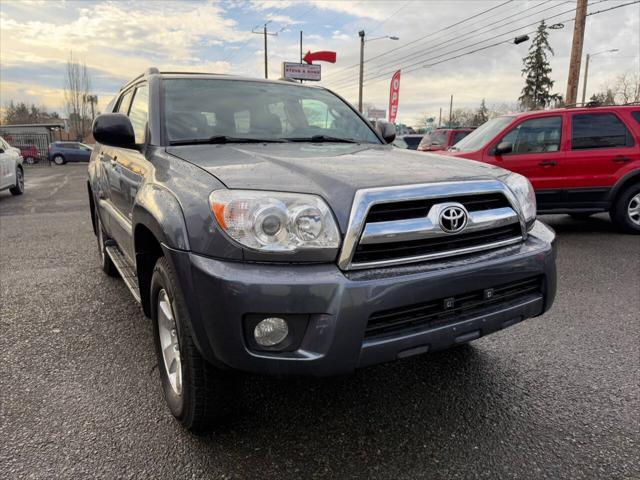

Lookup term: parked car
[88,68,557,431]
[15,144,40,164]
[0,136,25,195]
[48,141,93,165]
[394,134,423,150]
[417,128,474,152]
[441,106,640,233]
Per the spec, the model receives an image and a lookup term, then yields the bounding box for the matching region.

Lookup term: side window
[571,113,634,150]
[500,116,562,154]
[452,131,470,144]
[128,84,149,144]
[632,111,640,124]
[117,89,134,114]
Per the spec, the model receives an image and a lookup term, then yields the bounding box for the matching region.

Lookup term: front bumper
[166,221,557,377]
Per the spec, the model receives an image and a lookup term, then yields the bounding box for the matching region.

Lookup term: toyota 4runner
[88,69,557,432]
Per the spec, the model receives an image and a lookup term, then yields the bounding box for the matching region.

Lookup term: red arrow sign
[303,50,337,64]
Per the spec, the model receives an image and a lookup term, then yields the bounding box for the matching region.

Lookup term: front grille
[365,276,543,338]
[366,193,510,223]
[352,223,522,264]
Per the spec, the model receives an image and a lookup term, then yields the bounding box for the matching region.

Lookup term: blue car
[48,141,93,165]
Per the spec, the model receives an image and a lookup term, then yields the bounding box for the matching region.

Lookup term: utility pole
[565,0,587,105]
[581,53,591,106]
[358,30,365,113]
[438,107,442,127]
[449,95,453,127]
[252,23,278,79]
[300,30,304,83]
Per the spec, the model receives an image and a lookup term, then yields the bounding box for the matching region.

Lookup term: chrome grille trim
[360,206,518,244]
[338,180,527,271]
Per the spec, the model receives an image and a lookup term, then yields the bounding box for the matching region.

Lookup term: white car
[0,136,25,195]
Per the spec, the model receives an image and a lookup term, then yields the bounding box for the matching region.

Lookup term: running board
[105,244,141,303]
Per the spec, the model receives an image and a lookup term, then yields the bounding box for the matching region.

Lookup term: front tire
[53,155,65,165]
[151,257,239,432]
[9,166,24,195]
[611,184,640,234]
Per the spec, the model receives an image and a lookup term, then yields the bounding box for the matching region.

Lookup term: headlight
[209,190,340,252]
[502,173,536,229]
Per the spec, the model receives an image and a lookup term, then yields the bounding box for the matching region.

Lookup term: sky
[1,0,639,126]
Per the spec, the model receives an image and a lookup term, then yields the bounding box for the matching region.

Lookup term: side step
[105,244,141,303]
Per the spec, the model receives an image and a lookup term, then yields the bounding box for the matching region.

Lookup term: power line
[327,0,606,90]
[323,0,514,81]
[329,0,639,94]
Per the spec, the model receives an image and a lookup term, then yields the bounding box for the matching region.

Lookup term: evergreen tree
[518,21,562,110]
[474,99,489,125]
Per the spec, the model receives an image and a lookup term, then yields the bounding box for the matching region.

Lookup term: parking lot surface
[1,164,639,479]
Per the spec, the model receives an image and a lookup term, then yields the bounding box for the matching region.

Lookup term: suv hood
[166,143,506,230]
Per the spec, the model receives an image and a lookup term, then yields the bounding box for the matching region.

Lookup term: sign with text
[388,70,401,123]
[367,108,386,120]
[282,62,321,81]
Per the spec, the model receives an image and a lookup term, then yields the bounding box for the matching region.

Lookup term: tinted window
[128,84,149,144]
[452,131,470,144]
[404,136,422,149]
[631,111,640,124]
[117,90,134,114]
[499,116,562,154]
[162,79,379,144]
[571,113,633,150]
[421,131,446,147]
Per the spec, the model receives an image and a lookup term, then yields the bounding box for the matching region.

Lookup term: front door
[483,115,565,210]
[108,83,150,262]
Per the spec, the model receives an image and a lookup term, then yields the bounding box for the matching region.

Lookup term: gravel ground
[1,164,639,479]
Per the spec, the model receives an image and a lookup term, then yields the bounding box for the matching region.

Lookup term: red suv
[441,105,640,233]
[417,128,474,152]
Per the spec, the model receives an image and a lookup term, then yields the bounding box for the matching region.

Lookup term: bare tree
[64,52,92,141]
[612,71,640,104]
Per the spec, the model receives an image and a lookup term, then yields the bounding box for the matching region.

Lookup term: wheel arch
[609,169,640,206]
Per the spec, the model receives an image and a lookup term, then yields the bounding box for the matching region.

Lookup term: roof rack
[563,101,640,108]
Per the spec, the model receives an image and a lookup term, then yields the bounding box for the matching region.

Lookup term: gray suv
[88,68,557,432]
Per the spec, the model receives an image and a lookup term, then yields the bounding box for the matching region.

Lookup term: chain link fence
[0,132,51,167]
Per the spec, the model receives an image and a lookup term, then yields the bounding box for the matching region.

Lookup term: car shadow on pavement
[188,344,542,475]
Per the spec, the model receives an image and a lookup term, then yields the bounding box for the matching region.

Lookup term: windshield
[449,116,514,152]
[163,79,380,145]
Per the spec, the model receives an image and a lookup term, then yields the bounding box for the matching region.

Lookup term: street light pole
[358,31,365,113]
[581,49,619,105]
[358,32,399,114]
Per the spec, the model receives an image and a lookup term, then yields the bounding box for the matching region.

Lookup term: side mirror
[495,141,513,155]
[376,121,396,144]
[93,113,135,147]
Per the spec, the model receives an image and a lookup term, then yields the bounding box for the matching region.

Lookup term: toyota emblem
[439,205,468,233]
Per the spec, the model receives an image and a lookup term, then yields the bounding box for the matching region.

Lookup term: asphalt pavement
[1,164,639,479]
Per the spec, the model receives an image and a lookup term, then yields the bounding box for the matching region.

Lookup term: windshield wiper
[285,135,357,144]
[170,135,287,146]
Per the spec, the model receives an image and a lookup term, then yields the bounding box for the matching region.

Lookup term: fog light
[254,317,289,347]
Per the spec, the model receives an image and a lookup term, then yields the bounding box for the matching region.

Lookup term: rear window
[420,131,446,147]
[571,113,634,150]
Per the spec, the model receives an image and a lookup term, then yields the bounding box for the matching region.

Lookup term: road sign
[282,62,321,81]
[367,108,386,120]
[303,50,337,64]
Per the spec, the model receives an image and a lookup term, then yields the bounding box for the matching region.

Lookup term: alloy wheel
[157,289,182,395]
[628,193,640,226]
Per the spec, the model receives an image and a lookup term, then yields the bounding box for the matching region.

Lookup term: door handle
[613,156,631,163]
[538,160,557,167]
